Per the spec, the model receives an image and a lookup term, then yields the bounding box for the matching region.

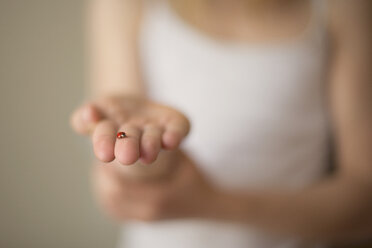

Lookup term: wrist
[198,187,236,220]
[90,84,145,100]
[200,187,254,223]
[91,92,146,101]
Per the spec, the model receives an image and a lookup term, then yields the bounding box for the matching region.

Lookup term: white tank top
[119,1,330,247]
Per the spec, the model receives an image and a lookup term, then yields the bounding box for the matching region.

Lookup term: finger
[162,114,191,149]
[70,103,102,135]
[139,124,163,164]
[115,124,142,165]
[92,120,117,162]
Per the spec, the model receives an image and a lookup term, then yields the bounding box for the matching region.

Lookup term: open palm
[71,95,191,165]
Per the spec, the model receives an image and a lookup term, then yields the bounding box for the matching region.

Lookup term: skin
[71,0,372,244]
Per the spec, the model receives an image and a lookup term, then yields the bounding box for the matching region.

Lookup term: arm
[71,0,190,168]
[87,0,144,97]
[210,0,372,242]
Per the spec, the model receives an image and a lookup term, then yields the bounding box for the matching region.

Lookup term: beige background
[0,1,117,247]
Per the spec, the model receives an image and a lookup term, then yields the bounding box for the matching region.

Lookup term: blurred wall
[0,1,117,247]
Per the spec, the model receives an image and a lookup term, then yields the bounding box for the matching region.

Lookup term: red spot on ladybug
[117,132,126,139]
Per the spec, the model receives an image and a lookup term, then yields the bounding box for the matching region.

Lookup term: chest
[142,32,326,120]
[139,9,330,188]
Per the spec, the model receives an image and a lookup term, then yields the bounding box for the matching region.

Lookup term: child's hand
[70,95,191,165]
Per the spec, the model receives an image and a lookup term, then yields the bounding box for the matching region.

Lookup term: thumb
[70,103,103,135]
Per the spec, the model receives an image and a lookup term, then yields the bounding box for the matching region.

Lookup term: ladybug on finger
[117,132,127,139]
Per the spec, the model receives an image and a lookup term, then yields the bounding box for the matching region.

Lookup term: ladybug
[117,132,126,139]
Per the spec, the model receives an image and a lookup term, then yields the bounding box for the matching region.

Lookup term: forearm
[86,0,145,98]
[209,175,372,242]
